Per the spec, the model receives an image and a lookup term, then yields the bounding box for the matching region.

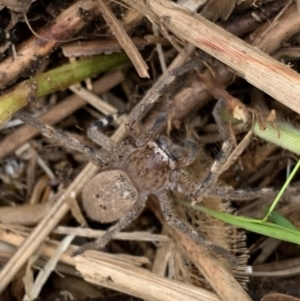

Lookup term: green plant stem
[253,121,300,155]
[262,159,300,221]
[0,52,129,123]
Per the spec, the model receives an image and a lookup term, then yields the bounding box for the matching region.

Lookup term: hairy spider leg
[73,196,147,256]
[15,110,109,170]
[192,98,235,203]
[157,190,238,265]
[87,119,119,151]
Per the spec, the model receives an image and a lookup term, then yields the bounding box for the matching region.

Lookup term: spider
[15,99,272,264]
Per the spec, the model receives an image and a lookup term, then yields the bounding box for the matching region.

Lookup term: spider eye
[158,136,165,142]
[157,136,168,147]
[184,139,197,152]
[170,148,182,161]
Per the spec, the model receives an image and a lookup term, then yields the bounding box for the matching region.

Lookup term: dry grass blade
[121,0,300,116]
[54,226,172,242]
[75,250,221,301]
[24,235,75,300]
[151,241,174,276]
[61,37,168,57]
[0,203,49,226]
[219,130,253,174]
[69,86,117,116]
[96,0,149,78]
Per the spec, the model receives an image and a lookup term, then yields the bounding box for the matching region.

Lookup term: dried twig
[24,235,75,301]
[151,240,174,276]
[54,226,172,242]
[61,37,168,58]
[96,0,149,78]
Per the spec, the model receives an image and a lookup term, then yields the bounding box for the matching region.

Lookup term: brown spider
[15,100,273,263]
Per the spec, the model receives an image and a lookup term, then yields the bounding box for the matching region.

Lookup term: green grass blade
[262,206,298,231]
[253,122,300,156]
[178,200,300,245]
[263,159,300,221]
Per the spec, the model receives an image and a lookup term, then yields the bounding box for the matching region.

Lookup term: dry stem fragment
[96,0,149,78]
[76,250,221,301]
[61,37,168,58]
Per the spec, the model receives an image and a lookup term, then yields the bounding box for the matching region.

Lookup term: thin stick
[96,0,149,78]
[25,235,75,300]
[54,226,171,242]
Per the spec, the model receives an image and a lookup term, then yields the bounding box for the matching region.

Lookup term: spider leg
[193,98,235,202]
[157,135,198,169]
[176,169,279,202]
[157,190,237,265]
[15,110,109,169]
[127,112,167,147]
[179,138,198,167]
[87,118,119,151]
[87,120,131,167]
[73,196,147,256]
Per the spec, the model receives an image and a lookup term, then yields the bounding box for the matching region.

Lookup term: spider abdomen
[82,170,138,223]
